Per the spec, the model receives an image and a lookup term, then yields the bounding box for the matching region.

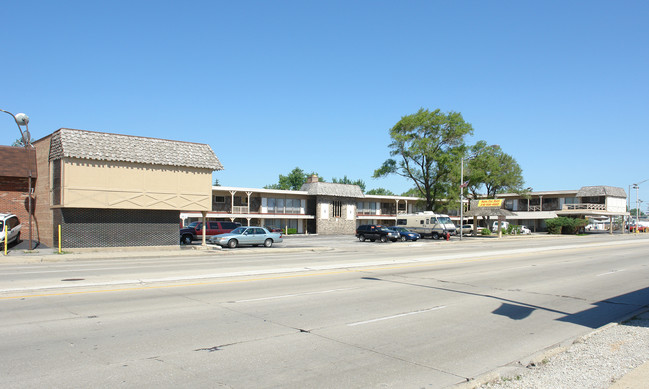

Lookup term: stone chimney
[307,174,319,183]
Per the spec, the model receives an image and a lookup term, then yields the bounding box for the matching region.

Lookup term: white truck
[394,212,456,239]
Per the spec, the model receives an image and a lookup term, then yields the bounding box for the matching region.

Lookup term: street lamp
[1,109,33,250]
[631,179,648,234]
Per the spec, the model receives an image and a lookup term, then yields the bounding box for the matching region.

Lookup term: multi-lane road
[1,234,648,388]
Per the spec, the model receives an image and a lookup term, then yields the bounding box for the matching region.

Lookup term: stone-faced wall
[314,196,356,235]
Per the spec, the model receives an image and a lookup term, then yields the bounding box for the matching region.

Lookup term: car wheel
[400,235,407,242]
[264,239,273,248]
[432,233,440,240]
[227,239,238,249]
[359,234,366,242]
[380,235,387,243]
[181,235,192,245]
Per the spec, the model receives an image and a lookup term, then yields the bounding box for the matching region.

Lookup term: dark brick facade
[56,208,180,248]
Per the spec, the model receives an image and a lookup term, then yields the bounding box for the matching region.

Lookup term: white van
[395,212,456,239]
[491,221,510,231]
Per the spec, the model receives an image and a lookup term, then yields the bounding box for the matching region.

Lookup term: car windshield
[437,217,452,224]
[378,227,392,232]
[229,227,246,235]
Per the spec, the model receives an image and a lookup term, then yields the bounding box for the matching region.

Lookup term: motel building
[182,180,629,236]
[180,175,423,235]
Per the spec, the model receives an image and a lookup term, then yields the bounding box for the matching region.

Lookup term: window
[333,201,342,218]
[52,159,61,205]
[213,196,225,203]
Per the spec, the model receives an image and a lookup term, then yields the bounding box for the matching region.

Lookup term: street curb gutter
[453,306,649,388]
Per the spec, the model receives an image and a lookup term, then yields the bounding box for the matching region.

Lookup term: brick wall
[58,208,180,248]
[0,177,30,223]
[33,137,54,246]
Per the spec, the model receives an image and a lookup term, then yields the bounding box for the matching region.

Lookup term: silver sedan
[209,226,283,248]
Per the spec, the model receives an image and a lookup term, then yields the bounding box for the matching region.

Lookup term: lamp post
[1,109,33,250]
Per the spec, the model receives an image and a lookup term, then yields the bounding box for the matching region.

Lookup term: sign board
[477,199,504,207]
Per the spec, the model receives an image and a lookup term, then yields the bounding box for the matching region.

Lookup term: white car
[0,213,22,245]
[519,225,532,234]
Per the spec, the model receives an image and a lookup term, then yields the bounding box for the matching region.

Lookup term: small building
[32,129,223,248]
[0,145,37,227]
[489,186,628,232]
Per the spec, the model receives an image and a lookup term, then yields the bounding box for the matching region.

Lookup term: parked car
[356,224,400,242]
[209,226,283,248]
[0,213,22,246]
[180,221,240,244]
[388,226,420,241]
[519,225,532,234]
[264,226,283,233]
[629,224,649,232]
[492,221,510,231]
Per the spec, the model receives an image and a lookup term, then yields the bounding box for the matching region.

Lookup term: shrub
[545,217,589,234]
[286,228,298,235]
[481,228,491,236]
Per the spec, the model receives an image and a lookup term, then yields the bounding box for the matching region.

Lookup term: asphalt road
[1,234,648,388]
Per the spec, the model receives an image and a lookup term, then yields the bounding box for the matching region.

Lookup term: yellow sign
[478,199,504,207]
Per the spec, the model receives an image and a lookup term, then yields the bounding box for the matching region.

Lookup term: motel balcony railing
[562,203,606,211]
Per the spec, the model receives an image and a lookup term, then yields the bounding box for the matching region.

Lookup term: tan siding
[61,158,212,211]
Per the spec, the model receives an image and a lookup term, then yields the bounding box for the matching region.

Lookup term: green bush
[481,228,491,236]
[545,217,589,234]
[286,228,298,235]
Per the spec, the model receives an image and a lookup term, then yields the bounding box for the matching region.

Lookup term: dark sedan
[389,226,421,242]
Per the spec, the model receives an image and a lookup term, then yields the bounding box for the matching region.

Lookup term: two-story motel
[181,174,628,235]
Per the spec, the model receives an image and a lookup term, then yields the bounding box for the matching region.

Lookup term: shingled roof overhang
[464,208,517,218]
[299,182,365,198]
[48,128,223,171]
[576,186,626,198]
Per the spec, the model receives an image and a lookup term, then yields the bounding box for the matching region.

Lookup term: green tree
[373,108,473,211]
[332,176,366,192]
[464,141,525,199]
[265,167,322,190]
[366,188,395,196]
[628,208,646,217]
[213,177,221,186]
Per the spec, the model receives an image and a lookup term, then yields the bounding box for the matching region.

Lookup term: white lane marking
[597,269,624,276]
[233,288,355,303]
[1,239,645,293]
[347,306,446,327]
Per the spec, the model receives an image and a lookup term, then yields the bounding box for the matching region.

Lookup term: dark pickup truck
[180,221,240,244]
[355,224,400,242]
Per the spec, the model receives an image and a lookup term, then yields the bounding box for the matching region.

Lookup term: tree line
[227,108,526,210]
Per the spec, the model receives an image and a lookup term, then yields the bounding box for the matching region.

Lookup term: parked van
[395,212,456,239]
[491,221,510,231]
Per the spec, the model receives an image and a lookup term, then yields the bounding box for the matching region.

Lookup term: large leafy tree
[366,188,395,196]
[464,141,525,199]
[373,108,473,211]
[265,167,322,190]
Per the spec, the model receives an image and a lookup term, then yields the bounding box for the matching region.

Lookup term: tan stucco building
[32,128,222,248]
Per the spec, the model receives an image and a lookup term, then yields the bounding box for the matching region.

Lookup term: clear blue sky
[2,1,648,209]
